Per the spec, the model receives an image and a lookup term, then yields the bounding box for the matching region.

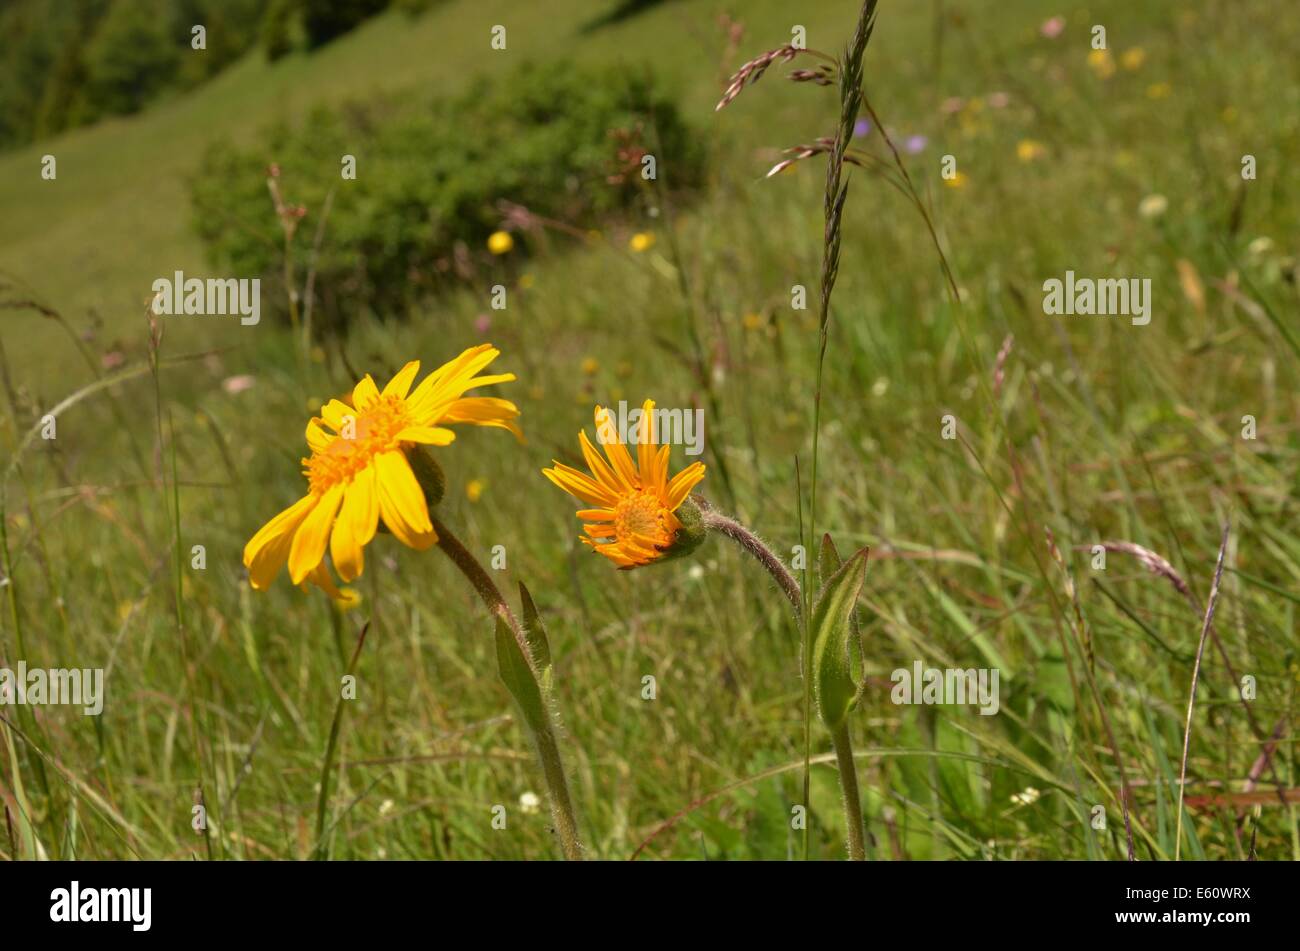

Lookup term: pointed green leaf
[517,582,553,694]
[495,613,548,733]
[812,548,869,731]
[817,532,842,591]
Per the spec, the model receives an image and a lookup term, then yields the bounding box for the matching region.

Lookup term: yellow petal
[544,463,620,507]
[306,419,333,454]
[329,472,377,583]
[395,425,457,445]
[578,430,625,494]
[288,484,344,584]
[319,399,356,432]
[438,397,522,436]
[636,399,656,485]
[352,374,380,409]
[666,462,706,510]
[375,450,436,549]
[244,494,318,590]
[595,405,639,489]
[383,360,421,399]
[339,463,379,548]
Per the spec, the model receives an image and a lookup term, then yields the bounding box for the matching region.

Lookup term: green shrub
[189,62,705,333]
[300,0,390,48]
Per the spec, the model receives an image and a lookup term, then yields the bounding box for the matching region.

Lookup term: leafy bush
[300,0,390,48]
[190,62,705,333]
[0,0,264,149]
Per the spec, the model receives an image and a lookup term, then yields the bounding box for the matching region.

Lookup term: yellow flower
[742,312,764,331]
[580,357,600,375]
[944,171,969,189]
[487,230,514,255]
[543,400,706,569]
[243,345,520,593]
[466,479,485,502]
[1147,82,1172,100]
[1016,139,1047,162]
[629,232,655,253]
[1087,49,1116,79]
[1120,47,1146,70]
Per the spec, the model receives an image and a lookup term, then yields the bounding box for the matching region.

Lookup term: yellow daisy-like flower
[543,400,706,569]
[487,230,514,255]
[243,345,520,593]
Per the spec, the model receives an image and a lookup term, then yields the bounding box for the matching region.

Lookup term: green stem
[430,516,584,861]
[831,721,867,860]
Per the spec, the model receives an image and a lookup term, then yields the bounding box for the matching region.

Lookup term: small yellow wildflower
[1087,49,1116,79]
[1147,82,1172,100]
[742,312,764,331]
[487,230,514,255]
[581,357,600,375]
[629,232,655,253]
[944,171,969,189]
[1016,139,1047,162]
[466,479,485,503]
[1120,47,1146,70]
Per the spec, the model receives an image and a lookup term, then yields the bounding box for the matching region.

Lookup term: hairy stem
[431,515,584,861]
[701,510,802,618]
[831,721,867,860]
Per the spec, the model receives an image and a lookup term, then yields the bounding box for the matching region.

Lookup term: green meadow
[0,0,1297,860]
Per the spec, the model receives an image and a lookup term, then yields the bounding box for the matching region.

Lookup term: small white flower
[519,791,541,815]
[1138,194,1168,219]
[1248,236,1275,257]
[1010,786,1042,807]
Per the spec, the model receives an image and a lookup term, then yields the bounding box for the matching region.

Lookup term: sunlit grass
[0,0,1297,860]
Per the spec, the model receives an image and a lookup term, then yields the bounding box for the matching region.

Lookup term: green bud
[378,446,444,535]
[406,445,446,508]
[812,547,869,732]
[653,495,709,565]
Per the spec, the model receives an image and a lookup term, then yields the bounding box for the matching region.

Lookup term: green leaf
[495,613,548,733]
[517,582,553,693]
[817,532,842,591]
[811,547,869,731]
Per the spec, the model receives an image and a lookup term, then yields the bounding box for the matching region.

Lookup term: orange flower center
[306,396,409,494]
[613,491,670,545]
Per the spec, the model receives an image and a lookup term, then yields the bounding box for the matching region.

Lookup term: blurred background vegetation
[0,0,1296,860]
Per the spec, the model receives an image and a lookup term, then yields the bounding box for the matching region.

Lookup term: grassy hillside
[0,0,1297,860]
